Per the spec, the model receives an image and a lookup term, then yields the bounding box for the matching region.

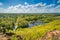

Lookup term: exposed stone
[41,30,60,40]
[0,32,22,40]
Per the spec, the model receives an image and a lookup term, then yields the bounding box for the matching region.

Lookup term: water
[28,21,45,27]
[13,21,45,31]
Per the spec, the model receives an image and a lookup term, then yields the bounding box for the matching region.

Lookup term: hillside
[15,19,60,40]
[0,19,60,40]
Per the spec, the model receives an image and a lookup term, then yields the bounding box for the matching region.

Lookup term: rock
[41,30,60,40]
[0,33,11,40]
[0,33,22,40]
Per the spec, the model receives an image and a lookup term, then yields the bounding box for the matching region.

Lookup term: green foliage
[16,16,28,28]
[15,19,60,40]
[11,35,18,40]
[0,14,60,40]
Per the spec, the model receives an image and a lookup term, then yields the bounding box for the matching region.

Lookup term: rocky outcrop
[0,33,11,40]
[41,30,60,40]
[0,32,22,40]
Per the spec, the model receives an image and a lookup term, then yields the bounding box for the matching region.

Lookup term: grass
[14,19,60,40]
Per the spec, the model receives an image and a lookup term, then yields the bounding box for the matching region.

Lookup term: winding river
[28,21,45,27]
[13,21,45,31]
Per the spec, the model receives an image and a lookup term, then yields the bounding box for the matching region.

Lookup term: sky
[0,0,60,13]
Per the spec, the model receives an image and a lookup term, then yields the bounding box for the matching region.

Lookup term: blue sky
[0,0,60,13]
[0,0,58,7]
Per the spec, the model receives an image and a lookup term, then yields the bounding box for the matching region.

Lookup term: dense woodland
[0,13,60,40]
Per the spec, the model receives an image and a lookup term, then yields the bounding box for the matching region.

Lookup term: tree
[16,16,28,28]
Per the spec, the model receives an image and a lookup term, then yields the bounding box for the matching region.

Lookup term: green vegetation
[0,13,60,40]
[16,16,28,28]
[15,19,60,40]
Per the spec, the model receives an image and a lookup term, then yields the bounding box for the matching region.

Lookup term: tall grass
[14,19,60,40]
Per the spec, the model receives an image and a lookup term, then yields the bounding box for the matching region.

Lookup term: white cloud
[55,5,60,13]
[5,3,47,13]
[56,5,60,8]
[0,2,60,13]
[34,3,46,7]
[24,2,28,5]
[0,8,6,13]
[58,0,60,3]
[45,4,55,8]
[0,2,3,6]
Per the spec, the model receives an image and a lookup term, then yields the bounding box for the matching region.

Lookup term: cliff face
[41,30,60,40]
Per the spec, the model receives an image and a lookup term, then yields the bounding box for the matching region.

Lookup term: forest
[0,13,60,40]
